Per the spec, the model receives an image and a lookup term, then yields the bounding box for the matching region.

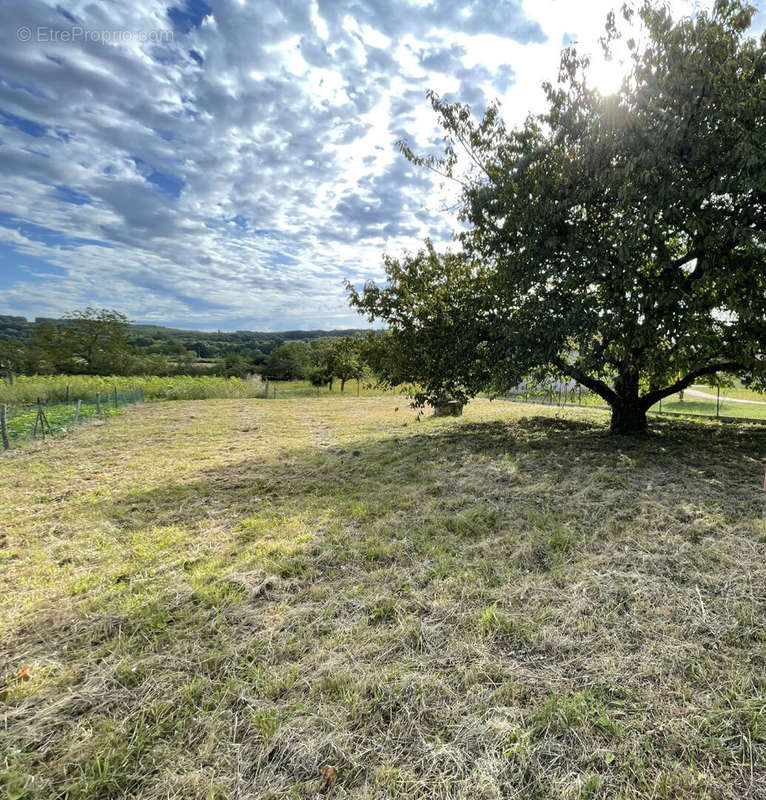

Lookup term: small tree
[327,337,364,393]
[349,1,766,434]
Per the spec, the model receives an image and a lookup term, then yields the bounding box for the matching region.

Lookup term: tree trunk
[340,378,346,393]
[609,369,647,434]
[609,397,648,434]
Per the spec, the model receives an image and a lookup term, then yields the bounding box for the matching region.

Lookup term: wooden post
[1,404,9,450]
[66,384,70,402]
[96,393,101,414]
[113,386,117,408]
[73,399,81,424]
[716,386,720,418]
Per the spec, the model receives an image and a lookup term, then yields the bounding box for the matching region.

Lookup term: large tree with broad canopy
[348,0,766,434]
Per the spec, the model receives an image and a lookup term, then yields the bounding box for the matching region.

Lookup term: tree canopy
[349,0,766,433]
[33,307,134,375]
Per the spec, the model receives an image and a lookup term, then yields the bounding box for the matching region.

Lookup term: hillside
[0,314,368,365]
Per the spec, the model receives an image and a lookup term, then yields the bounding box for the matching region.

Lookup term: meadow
[1,397,765,799]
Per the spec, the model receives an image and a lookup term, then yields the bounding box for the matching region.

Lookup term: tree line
[0,307,372,389]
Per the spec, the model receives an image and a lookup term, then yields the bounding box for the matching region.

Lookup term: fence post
[659,397,662,414]
[66,384,70,403]
[96,393,101,414]
[716,386,720,418]
[1,404,9,450]
[357,378,360,397]
[73,399,81,424]
[113,386,117,408]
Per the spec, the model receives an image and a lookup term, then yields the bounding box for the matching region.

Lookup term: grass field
[1,398,765,799]
[654,397,766,421]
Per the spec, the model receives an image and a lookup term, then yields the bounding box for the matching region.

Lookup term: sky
[0,0,763,331]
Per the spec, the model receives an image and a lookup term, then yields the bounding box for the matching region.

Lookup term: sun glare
[587,52,631,96]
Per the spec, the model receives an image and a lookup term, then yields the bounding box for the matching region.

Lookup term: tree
[263,341,311,380]
[217,353,253,378]
[307,338,336,389]
[0,336,26,384]
[327,337,364,392]
[349,1,765,434]
[37,308,133,374]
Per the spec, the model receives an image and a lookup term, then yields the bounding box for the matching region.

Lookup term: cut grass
[1,397,765,798]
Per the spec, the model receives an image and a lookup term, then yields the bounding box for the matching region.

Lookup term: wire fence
[502,381,766,424]
[1,387,144,450]
[260,378,414,399]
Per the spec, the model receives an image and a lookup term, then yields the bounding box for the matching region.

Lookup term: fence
[259,378,415,399]
[1,387,144,450]
[502,381,766,424]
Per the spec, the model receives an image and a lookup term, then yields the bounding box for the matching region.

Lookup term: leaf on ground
[319,764,339,789]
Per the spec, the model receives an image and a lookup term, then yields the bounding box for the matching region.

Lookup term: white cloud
[0,0,728,329]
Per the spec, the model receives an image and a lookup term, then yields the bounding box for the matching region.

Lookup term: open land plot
[1,397,765,799]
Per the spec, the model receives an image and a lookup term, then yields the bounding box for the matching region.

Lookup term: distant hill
[0,315,367,362]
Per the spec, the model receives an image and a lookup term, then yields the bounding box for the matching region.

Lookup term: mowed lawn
[1,398,765,800]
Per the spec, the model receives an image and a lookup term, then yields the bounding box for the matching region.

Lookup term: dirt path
[685,387,766,405]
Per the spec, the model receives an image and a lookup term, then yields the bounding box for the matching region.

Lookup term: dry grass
[1,397,765,799]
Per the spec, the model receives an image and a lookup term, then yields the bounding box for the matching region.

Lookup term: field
[1,397,765,799]
[0,375,268,406]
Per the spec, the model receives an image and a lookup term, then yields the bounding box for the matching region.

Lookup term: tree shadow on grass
[104,412,766,540]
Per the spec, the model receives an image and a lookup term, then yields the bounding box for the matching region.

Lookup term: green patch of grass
[528,687,625,741]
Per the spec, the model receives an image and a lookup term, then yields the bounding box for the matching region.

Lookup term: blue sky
[0,0,762,330]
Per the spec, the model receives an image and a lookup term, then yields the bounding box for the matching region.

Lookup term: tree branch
[640,361,749,409]
[552,356,617,404]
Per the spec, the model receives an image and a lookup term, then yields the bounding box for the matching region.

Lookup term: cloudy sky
[1,0,763,330]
